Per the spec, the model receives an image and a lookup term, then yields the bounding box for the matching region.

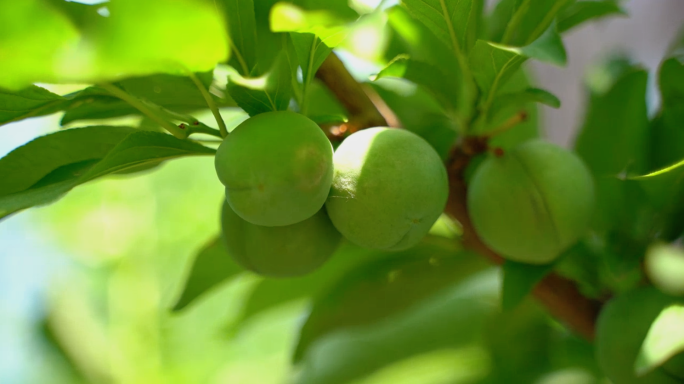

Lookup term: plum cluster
[214,112,449,277]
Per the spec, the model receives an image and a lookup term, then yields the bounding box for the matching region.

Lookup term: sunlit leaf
[635,304,684,376]
[293,243,488,362]
[373,55,460,111]
[289,33,333,89]
[227,51,293,116]
[220,0,258,76]
[400,0,484,54]
[0,0,229,89]
[470,24,566,110]
[271,2,349,47]
[173,237,245,311]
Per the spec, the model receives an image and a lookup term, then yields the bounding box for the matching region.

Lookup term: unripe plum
[596,287,684,384]
[325,128,448,251]
[215,111,334,227]
[467,139,594,264]
[221,201,341,277]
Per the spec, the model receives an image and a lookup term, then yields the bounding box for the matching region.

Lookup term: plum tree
[325,128,448,251]
[467,139,595,264]
[221,201,341,277]
[215,111,334,227]
[596,287,684,384]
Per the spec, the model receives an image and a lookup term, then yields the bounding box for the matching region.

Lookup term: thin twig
[187,71,228,138]
[99,83,187,139]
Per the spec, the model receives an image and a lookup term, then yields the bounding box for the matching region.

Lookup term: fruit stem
[482,110,528,139]
[187,71,228,138]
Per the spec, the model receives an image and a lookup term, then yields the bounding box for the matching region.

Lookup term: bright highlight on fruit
[325,128,449,251]
[215,111,334,227]
[467,139,595,264]
[221,201,341,278]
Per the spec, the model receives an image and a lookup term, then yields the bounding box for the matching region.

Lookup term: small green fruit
[596,287,684,384]
[467,139,594,264]
[221,201,341,277]
[215,111,334,227]
[325,128,448,251]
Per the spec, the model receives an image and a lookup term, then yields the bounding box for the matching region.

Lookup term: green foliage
[596,287,684,384]
[173,237,244,311]
[0,0,229,89]
[0,126,214,220]
[4,1,684,383]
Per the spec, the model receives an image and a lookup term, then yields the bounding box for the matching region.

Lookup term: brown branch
[316,52,602,341]
[315,53,390,139]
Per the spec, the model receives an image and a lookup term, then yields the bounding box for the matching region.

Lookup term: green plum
[467,139,595,264]
[215,111,334,227]
[596,287,684,384]
[221,201,341,277]
[325,128,448,251]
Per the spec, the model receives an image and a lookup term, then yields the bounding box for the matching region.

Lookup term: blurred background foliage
[1,0,684,383]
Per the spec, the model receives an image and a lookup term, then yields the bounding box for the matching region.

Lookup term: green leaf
[270,3,349,48]
[289,33,333,89]
[650,28,684,171]
[498,0,574,46]
[0,127,214,219]
[488,87,560,125]
[0,0,229,89]
[486,69,542,150]
[373,55,460,111]
[575,68,649,176]
[635,304,684,376]
[232,241,378,331]
[469,41,527,101]
[173,237,244,311]
[294,268,499,384]
[0,85,69,126]
[501,260,555,311]
[61,73,231,126]
[557,1,626,33]
[370,79,457,160]
[292,242,488,363]
[227,50,293,116]
[220,0,258,76]
[0,126,136,196]
[400,0,484,54]
[386,6,461,76]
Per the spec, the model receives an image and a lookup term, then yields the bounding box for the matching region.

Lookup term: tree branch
[315,53,390,139]
[316,53,602,341]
